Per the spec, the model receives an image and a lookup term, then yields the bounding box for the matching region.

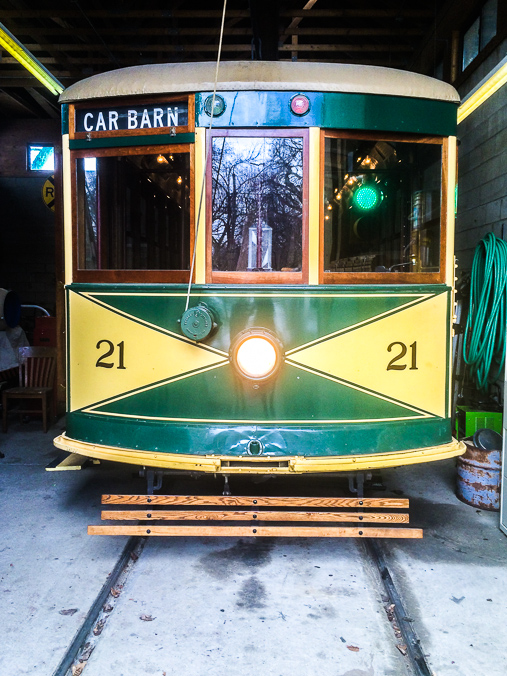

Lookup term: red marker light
[290,94,310,116]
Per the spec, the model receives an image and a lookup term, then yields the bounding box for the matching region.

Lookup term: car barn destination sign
[75,101,189,134]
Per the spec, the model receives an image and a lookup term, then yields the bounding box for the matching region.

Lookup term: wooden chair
[2,347,56,433]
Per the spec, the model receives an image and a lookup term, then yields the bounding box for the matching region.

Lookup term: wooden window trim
[69,94,195,141]
[319,130,448,285]
[71,143,194,284]
[206,128,309,285]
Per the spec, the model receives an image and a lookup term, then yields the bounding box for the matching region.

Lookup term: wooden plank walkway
[89,495,422,538]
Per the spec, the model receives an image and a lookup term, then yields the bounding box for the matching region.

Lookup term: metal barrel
[456,440,501,511]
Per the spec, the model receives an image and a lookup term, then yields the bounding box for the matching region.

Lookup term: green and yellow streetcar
[54,61,465,476]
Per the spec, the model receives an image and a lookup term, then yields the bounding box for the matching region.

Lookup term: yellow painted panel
[194,127,206,284]
[62,134,73,285]
[69,292,226,411]
[290,293,448,417]
[446,136,457,287]
[308,127,320,285]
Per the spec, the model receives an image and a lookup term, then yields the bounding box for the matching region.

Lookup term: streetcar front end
[55,62,465,474]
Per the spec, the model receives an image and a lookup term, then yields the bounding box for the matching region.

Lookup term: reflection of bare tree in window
[212,137,303,272]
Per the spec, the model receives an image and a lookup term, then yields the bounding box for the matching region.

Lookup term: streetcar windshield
[211,134,304,274]
[76,150,190,271]
[323,137,442,275]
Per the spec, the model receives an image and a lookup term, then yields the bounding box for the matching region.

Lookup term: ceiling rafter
[15,39,418,53]
[1,41,415,65]
[0,9,81,77]
[25,85,59,117]
[9,26,426,37]
[0,0,448,119]
[0,9,435,19]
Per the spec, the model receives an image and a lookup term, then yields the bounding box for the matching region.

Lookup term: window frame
[69,94,194,141]
[71,142,194,283]
[206,128,310,285]
[461,0,499,73]
[319,130,448,285]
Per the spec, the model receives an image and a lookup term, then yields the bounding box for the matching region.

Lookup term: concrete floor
[1,419,506,676]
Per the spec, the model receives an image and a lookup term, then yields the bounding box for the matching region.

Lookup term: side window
[462,0,498,71]
[210,131,307,283]
[323,135,443,280]
[74,148,191,277]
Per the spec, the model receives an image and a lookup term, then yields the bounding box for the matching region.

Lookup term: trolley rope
[185,0,228,312]
[462,232,507,390]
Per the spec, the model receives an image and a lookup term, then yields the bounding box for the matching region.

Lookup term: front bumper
[54,434,465,474]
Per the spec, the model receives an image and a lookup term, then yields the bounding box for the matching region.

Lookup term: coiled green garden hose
[463,232,507,390]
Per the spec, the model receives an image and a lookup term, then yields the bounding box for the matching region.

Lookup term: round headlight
[237,338,277,378]
[230,329,284,381]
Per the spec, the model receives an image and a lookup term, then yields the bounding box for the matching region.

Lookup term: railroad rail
[51,527,431,676]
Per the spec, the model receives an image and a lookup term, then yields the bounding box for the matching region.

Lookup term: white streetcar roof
[60,61,460,104]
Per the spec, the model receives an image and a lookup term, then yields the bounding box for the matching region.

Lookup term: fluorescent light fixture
[0,21,64,96]
[458,56,507,124]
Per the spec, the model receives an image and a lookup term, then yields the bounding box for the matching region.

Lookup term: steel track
[51,536,145,676]
[364,539,433,676]
[51,532,433,676]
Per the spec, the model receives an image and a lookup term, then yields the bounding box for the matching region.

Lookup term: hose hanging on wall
[463,232,507,390]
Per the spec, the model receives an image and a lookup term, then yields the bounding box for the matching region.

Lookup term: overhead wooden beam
[1,16,79,78]
[16,26,426,37]
[283,27,426,37]
[26,86,60,118]
[0,19,65,95]
[0,54,409,86]
[0,9,435,19]
[0,87,43,115]
[280,43,414,52]
[67,1,121,68]
[298,57,407,66]
[15,28,424,53]
[4,41,415,58]
[0,70,75,81]
[0,85,58,118]
[249,0,280,60]
[280,0,319,60]
[409,0,478,76]
[0,10,249,20]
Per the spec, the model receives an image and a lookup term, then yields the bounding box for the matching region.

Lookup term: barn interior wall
[455,38,507,272]
[0,119,60,336]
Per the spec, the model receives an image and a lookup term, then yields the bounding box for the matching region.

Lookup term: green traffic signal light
[353,184,382,211]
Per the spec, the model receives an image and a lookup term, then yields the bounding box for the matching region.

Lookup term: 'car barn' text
[75,103,188,133]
